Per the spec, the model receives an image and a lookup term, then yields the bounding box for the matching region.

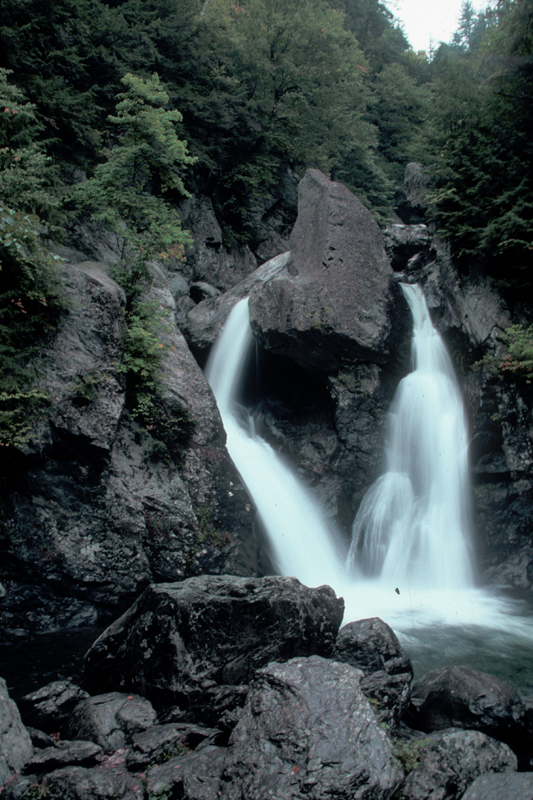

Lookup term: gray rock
[333,617,413,726]
[484,545,533,590]
[145,745,226,800]
[43,764,141,799]
[67,220,124,268]
[63,692,156,754]
[2,253,255,632]
[0,677,33,784]
[168,272,189,299]
[180,194,257,291]
[460,772,533,800]
[222,655,403,800]
[407,666,526,755]
[83,576,344,710]
[399,728,517,800]
[18,679,89,733]
[23,740,103,773]
[383,224,430,272]
[37,261,126,454]
[249,169,399,375]
[126,722,219,768]
[334,617,412,676]
[182,251,290,353]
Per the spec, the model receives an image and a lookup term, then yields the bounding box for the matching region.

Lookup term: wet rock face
[249,169,401,375]
[0,259,255,636]
[222,655,403,800]
[83,576,344,710]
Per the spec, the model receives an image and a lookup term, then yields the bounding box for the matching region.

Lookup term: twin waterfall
[205,284,490,628]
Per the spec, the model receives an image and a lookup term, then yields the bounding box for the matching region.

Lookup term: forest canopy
[0,0,531,284]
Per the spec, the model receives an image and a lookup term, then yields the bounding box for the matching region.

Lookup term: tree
[0,70,65,446]
[425,0,533,298]
[76,71,195,263]
[194,0,375,237]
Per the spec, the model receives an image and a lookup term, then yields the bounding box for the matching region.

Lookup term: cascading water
[205,297,347,589]
[206,283,533,688]
[347,283,474,591]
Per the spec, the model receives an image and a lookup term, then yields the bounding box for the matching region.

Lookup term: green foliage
[477,324,533,382]
[115,298,196,464]
[392,737,431,774]
[424,0,533,296]
[0,71,65,447]
[147,787,173,800]
[76,71,194,262]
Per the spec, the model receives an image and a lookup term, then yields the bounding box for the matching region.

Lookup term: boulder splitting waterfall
[206,284,533,642]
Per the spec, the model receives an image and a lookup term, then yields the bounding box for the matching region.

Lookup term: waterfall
[348,283,475,591]
[205,297,347,589]
[205,285,533,643]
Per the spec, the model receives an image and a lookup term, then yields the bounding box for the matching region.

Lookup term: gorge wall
[1,168,532,638]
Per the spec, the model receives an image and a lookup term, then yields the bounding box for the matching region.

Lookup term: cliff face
[1,168,532,637]
[0,258,257,636]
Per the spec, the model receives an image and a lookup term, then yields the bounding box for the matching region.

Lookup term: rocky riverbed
[2,575,533,800]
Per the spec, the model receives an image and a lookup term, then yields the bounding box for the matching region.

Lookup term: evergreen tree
[76,71,195,262]
[426,0,533,297]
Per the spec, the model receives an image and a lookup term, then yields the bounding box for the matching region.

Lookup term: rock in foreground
[222,655,403,800]
[84,575,344,709]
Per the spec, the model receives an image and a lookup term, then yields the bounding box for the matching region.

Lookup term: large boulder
[83,576,344,710]
[248,169,401,375]
[1,256,255,635]
[399,728,517,800]
[0,677,33,784]
[461,772,533,800]
[406,666,526,757]
[333,617,413,725]
[222,655,403,800]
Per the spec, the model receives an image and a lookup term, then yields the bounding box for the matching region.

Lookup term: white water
[205,287,533,651]
[205,297,347,589]
[348,283,474,591]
